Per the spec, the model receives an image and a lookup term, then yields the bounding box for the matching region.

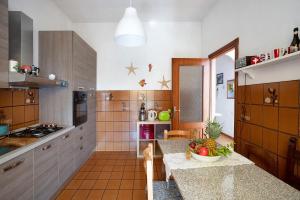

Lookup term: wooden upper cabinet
[0,0,9,88]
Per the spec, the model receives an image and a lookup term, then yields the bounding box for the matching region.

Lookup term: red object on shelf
[139,124,154,139]
[251,56,260,65]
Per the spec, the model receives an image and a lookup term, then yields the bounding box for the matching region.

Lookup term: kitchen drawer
[34,139,59,200]
[0,150,34,200]
[58,131,75,184]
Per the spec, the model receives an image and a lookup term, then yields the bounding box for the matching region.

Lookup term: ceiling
[52,0,218,23]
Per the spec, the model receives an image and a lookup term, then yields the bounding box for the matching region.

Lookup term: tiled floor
[56,152,164,200]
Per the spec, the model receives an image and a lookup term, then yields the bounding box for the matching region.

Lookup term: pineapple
[203,119,222,153]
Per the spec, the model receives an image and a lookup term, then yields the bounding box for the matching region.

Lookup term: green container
[158,110,171,121]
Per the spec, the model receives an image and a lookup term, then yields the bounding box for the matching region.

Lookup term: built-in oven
[73,91,88,127]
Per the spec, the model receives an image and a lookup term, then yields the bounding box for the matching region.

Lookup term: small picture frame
[227,79,235,99]
[216,73,223,85]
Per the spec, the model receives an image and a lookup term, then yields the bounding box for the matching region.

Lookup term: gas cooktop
[10,124,63,138]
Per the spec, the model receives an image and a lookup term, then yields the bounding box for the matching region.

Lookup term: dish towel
[163,152,254,181]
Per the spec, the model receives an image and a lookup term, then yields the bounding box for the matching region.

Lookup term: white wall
[8,0,73,66]
[202,0,300,85]
[73,22,202,90]
[215,54,235,137]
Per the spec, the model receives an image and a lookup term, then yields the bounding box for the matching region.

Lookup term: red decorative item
[251,56,260,65]
[148,64,153,72]
[273,49,280,58]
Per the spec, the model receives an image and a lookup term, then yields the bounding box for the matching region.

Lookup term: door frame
[172,58,210,130]
[208,38,239,142]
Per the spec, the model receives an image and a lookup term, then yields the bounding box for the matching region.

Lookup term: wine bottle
[290,27,300,48]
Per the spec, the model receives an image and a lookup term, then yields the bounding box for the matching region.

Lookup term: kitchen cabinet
[58,130,75,185]
[0,150,34,200]
[34,139,59,200]
[0,0,8,88]
[74,125,88,168]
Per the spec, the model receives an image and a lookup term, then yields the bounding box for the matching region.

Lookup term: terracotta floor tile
[107,179,121,190]
[133,179,146,190]
[117,190,133,200]
[134,172,146,179]
[102,190,119,200]
[85,171,101,180]
[73,172,89,180]
[102,165,115,172]
[65,180,83,190]
[79,179,96,190]
[105,159,117,165]
[120,180,134,190]
[122,172,135,179]
[99,171,112,179]
[125,160,136,165]
[91,165,103,172]
[132,190,146,200]
[80,165,93,172]
[56,190,76,200]
[135,165,144,172]
[113,165,124,172]
[110,171,123,179]
[115,160,126,165]
[124,166,135,172]
[87,190,104,200]
[93,179,109,190]
[72,190,90,200]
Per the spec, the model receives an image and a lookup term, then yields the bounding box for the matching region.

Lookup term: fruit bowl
[191,152,221,162]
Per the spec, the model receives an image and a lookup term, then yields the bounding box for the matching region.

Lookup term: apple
[197,147,209,156]
[189,142,196,149]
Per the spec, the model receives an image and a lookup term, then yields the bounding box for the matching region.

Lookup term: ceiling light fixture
[114,0,146,47]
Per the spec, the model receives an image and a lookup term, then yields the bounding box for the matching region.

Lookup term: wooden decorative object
[158,75,171,89]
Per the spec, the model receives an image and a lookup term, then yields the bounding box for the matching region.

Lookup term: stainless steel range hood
[8,11,68,88]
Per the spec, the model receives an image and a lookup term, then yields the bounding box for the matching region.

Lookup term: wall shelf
[235,51,300,79]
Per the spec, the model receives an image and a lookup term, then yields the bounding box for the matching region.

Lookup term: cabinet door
[73,33,89,91]
[58,130,75,185]
[74,125,88,168]
[0,0,8,88]
[0,151,34,200]
[34,139,59,200]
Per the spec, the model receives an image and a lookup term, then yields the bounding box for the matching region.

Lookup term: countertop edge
[0,126,75,165]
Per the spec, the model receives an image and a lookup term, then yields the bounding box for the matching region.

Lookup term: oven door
[73,91,88,126]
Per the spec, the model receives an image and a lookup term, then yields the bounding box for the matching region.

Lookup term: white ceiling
[52,0,219,23]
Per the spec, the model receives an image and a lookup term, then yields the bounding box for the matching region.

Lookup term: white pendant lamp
[114,0,146,47]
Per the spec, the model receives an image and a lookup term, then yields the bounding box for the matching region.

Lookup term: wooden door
[0,0,8,88]
[172,58,210,133]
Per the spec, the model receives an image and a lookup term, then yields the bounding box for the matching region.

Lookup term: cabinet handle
[80,146,83,150]
[2,159,25,173]
[80,136,83,140]
[78,86,85,90]
[80,126,83,130]
[42,144,52,151]
[63,134,69,139]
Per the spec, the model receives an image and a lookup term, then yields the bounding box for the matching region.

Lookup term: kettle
[148,110,157,121]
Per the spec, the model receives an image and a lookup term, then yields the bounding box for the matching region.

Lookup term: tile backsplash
[236,80,300,181]
[0,88,39,130]
[96,90,172,152]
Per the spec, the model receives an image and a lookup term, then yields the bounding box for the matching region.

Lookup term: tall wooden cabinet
[0,0,8,88]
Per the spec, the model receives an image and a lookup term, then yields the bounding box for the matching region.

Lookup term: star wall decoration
[158,76,171,89]
[126,63,138,75]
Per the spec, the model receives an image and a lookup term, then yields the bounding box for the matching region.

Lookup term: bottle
[138,103,147,121]
[290,27,300,49]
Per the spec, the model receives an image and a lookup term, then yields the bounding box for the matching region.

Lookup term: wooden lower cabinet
[34,139,59,200]
[0,151,34,200]
[58,131,75,185]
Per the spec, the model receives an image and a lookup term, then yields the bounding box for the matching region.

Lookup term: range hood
[8,11,68,88]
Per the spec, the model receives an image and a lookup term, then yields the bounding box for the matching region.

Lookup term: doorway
[172,58,210,135]
[208,38,239,145]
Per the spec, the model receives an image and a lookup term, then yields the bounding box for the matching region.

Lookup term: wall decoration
[126,62,138,75]
[139,79,147,87]
[227,80,235,99]
[148,64,153,72]
[216,73,223,85]
[158,75,171,89]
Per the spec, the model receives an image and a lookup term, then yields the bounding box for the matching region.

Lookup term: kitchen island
[158,139,300,200]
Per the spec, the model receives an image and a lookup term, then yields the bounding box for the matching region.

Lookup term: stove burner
[10,124,63,138]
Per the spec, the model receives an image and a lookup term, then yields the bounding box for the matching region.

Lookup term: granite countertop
[0,126,75,165]
[157,139,189,154]
[172,165,300,200]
